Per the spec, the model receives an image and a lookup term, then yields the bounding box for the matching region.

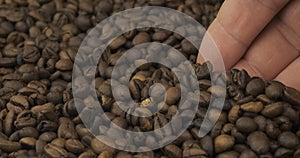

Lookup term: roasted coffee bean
[51,138,66,148]
[0,138,22,153]
[164,144,182,158]
[214,134,235,153]
[9,127,39,141]
[98,150,113,158]
[37,120,58,132]
[231,127,246,143]
[240,101,263,113]
[236,117,258,133]
[216,151,239,158]
[254,115,267,131]
[228,105,240,123]
[19,137,36,149]
[246,78,265,97]
[182,147,207,158]
[78,150,97,158]
[247,131,269,154]
[282,87,300,106]
[44,143,68,157]
[261,102,284,118]
[112,117,128,129]
[39,132,57,142]
[4,110,15,136]
[265,81,284,100]
[91,138,116,154]
[36,139,47,154]
[57,124,78,139]
[166,87,181,105]
[278,132,299,149]
[0,58,17,67]
[109,36,126,50]
[239,149,257,158]
[274,147,293,158]
[265,120,281,139]
[65,139,85,154]
[14,110,36,129]
[132,32,151,46]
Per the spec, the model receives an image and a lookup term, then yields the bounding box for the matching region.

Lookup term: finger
[198,0,290,69]
[233,1,300,80]
[278,0,300,50]
[275,57,300,91]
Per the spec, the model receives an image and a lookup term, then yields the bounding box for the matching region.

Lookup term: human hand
[197,0,300,91]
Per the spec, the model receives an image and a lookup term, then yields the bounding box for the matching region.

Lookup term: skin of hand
[197,0,300,91]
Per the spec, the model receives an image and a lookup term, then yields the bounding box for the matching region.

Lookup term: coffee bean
[4,110,15,136]
[247,131,269,154]
[278,132,299,149]
[0,58,17,67]
[246,78,265,96]
[254,116,267,131]
[115,151,132,158]
[256,94,272,105]
[239,149,257,158]
[214,134,235,153]
[228,105,240,123]
[261,102,284,118]
[132,32,151,46]
[109,35,126,50]
[240,101,263,113]
[55,59,73,71]
[78,150,97,158]
[44,143,68,157]
[23,46,40,63]
[65,139,85,154]
[129,80,141,100]
[91,138,116,154]
[112,117,127,129]
[20,137,36,149]
[14,110,36,129]
[97,151,113,158]
[62,99,78,117]
[181,39,197,55]
[36,139,46,154]
[51,138,66,148]
[216,151,239,158]
[9,127,39,141]
[294,149,300,158]
[282,87,300,106]
[265,120,281,139]
[194,62,211,79]
[39,132,57,142]
[208,85,226,98]
[236,117,257,133]
[265,81,284,100]
[182,147,207,158]
[282,106,298,122]
[37,120,58,132]
[164,144,182,158]
[57,124,78,139]
[166,87,180,105]
[0,139,22,153]
[10,95,29,110]
[274,147,293,158]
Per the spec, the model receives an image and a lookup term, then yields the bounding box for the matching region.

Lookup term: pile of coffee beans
[1,0,300,158]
